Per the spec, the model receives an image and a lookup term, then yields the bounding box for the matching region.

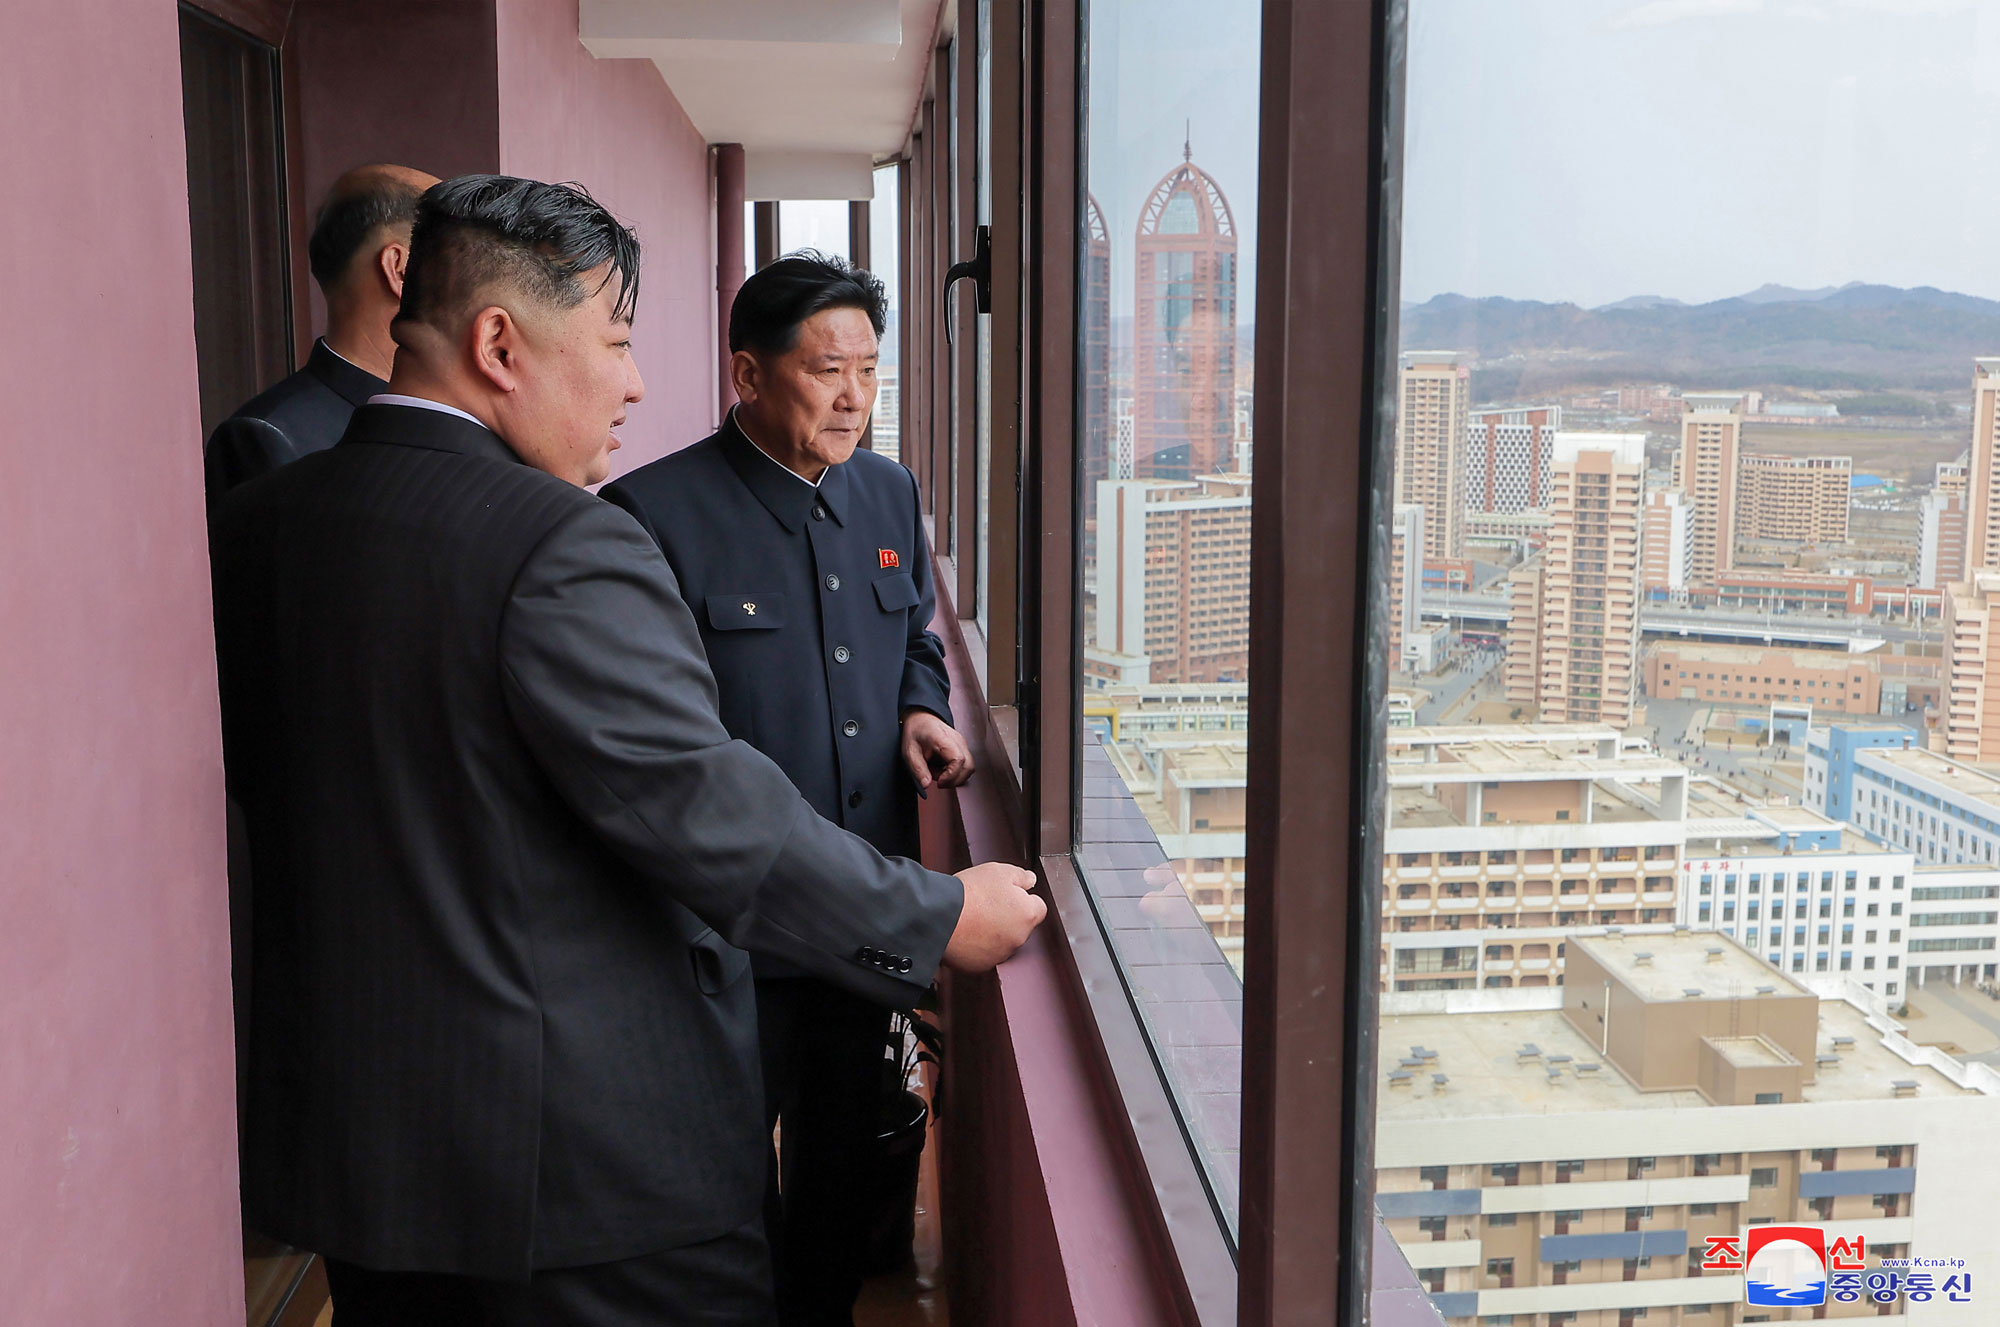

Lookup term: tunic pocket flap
[873,572,919,612]
[706,593,786,630]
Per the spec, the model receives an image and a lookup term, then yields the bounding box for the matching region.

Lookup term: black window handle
[945,223,992,315]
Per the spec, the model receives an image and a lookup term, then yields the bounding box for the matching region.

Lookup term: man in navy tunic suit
[603,253,974,1326]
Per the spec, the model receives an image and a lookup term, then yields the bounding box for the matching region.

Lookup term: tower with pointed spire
[1130,140,1238,482]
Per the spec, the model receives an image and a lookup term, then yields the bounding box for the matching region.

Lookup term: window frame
[900,0,1406,1320]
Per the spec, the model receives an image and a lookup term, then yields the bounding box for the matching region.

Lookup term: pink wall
[0,1,242,1321]
[289,0,503,341]
[494,0,719,476]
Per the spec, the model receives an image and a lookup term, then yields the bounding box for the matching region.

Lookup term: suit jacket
[602,415,950,871]
[209,403,962,1279]
[204,338,384,504]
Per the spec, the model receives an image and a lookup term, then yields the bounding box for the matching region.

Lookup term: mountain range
[1397,283,2000,399]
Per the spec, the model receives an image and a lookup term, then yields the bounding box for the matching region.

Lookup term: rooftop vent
[1705,947,1725,964]
[1633,952,1654,967]
[1683,987,1705,998]
[1755,985,1777,995]
[1605,926,1625,938]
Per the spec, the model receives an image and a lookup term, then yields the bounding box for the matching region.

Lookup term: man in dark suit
[209,176,1045,1327]
[603,254,972,1326]
[203,163,439,503]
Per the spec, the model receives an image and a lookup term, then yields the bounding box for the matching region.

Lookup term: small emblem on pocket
[879,549,900,568]
[743,602,757,615]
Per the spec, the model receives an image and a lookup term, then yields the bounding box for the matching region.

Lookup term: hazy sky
[1087,0,1263,323]
[1403,0,2000,308]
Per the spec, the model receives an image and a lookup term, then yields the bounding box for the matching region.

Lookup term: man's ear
[469,306,523,393]
[729,349,761,406]
[378,239,412,301]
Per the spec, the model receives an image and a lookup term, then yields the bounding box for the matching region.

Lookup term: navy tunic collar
[305,337,389,408]
[719,413,849,532]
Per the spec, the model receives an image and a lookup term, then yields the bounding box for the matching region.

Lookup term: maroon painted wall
[495,0,719,475]
[0,1,242,1321]
[288,0,503,338]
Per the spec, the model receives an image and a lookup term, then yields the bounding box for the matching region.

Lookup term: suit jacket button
[857,946,876,963]
[842,720,860,738]
[812,504,827,521]
[849,790,864,808]
[825,574,842,591]
[833,645,851,664]
[898,957,914,974]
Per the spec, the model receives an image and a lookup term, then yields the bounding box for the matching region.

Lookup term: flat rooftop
[1572,934,1801,1004]
[1388,782,1669,831]
[1387,748,1688,786]
[1376,999,1972,1123]
[1390,723,1621,749]
[1709,1035,1792,1069]
[1864,746,2000,808]
[1651,642,1869,664]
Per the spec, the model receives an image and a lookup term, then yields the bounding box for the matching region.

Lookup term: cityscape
[1070,139,2000,1326]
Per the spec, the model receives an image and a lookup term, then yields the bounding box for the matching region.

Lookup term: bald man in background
[204,164,440,503]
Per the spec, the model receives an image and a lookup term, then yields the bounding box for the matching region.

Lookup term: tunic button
[825,574,842,591]
[842,720,860,738]
[849,790,864,808]
[812,504,827,521]
[833,645,852,664]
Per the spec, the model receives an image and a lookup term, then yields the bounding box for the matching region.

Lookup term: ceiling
[579,0,950,199]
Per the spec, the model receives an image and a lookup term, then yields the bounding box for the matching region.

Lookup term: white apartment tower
[1389,504,1425,673]
[1641,487,1693,598]
[1465,404,1562,514]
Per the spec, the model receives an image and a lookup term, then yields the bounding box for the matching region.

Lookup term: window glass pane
[1380,1,1998,1320]
[974,0,993,636]
[1075,0,1259,1239]
[870,164,901,464]
[776,198,850,261]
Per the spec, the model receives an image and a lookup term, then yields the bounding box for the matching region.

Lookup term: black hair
[729,250,887,356]
[307,172,425,289]
[396,175,641,334]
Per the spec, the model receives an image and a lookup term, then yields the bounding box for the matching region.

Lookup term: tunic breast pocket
[872,572,919,613]
[706,593,787,630]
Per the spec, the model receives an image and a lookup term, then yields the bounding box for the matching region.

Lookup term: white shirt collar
[368,393,489,429]
[322,339,369,374]
[732,406,824,490]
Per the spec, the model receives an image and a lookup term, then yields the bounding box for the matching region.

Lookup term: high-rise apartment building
[1396,351,1470,561]
[1090,474,1252,685]
[1081,194,1112,586]
[1503,558,1544,714]
[1465,405,1561,514]
[1082,193,1111,490]
[1535,433,1643,725]
[1670,392,1744,586]
[1964,358,2000,576]
[1130,148,1237,482]
[870,365,900,463]
[1921,458,1971,589]
[1390,504,1425,673]
[1944,570,2000,764]
[1735,452,1852,544]
[1641,487,1693,598]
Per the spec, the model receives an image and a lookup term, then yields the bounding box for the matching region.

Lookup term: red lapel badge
[879,549,900,569]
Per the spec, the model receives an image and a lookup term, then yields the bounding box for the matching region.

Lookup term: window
[1751,1168,1779,1189]
[1689,1202,1717,1216]
[1073,0,1262,1243]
